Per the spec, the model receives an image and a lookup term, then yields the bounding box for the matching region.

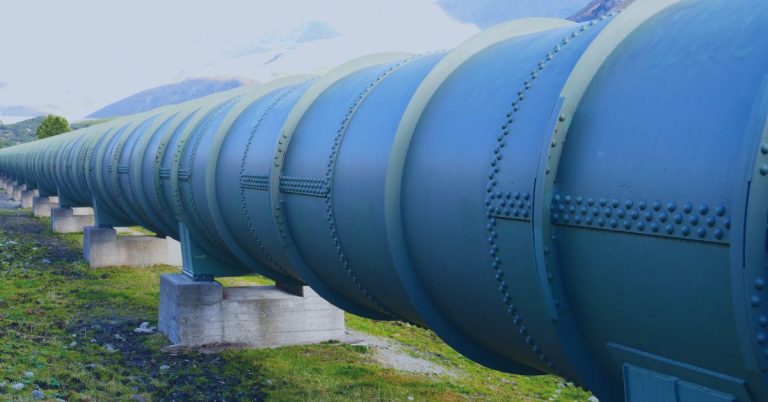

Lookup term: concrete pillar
[32,196,59,217]
[12,184,25,201]
[20,189,38,208]
[158,274,345,347]
[83,226,182,268]
[51,207,95,233]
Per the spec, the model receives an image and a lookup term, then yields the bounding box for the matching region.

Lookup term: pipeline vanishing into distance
[2,0,768,400]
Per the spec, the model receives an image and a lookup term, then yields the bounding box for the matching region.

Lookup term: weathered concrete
[32,196,59,217]
[12,184,25,201]
[158,274,345,347]
[20,189,38,208]
[83,226,182,268]
[51,207,94,233]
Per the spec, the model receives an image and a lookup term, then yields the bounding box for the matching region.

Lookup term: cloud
[0,105,47,117]
[0,0,479,120]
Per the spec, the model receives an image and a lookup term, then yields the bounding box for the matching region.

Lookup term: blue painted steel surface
[1,1,767,400]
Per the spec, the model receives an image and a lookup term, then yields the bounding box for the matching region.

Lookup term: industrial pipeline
[1,0,767,400]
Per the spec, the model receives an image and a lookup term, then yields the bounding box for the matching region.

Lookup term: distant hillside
[568,0,634,22]
[87,77,253,118]
[0,116,45,147]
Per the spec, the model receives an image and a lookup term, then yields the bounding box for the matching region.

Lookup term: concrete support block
[83,226,182,268]
[12,184,25,201]
[20,189,38,208]
[158,274,345,348]
[32,196,59,217]
[51,207,94,233]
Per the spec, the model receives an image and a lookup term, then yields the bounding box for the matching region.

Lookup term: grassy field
[0,207,594,401]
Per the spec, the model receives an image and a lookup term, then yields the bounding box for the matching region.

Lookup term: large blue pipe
[1,1,767,400]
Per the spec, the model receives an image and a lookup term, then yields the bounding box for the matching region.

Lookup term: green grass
[0,211,594,401]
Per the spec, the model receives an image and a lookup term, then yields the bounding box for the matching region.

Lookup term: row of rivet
[749,143,768,362]
[113,130,153,225]
[483,16,612,376]
[322,56,423,320]
[177,169,191,182]
[279,176,328,197]
[238,84,306,278]
[549,193,730,243]
[178,98,243,254]
[172,99,237,214]
[487,190,532,221]
[240,174,269,191]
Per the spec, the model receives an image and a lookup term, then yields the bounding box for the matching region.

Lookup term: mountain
[436,0,633,27]
[436,0,586,28]
[568,0,635,22]
[0,116,45,147]
[87,77,254,118]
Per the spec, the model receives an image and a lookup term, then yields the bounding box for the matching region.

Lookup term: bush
[36,115,71,139]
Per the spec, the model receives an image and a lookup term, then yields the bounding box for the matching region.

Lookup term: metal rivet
[756,277,766,290]
[761,164,768,176]
[714,205,725,217]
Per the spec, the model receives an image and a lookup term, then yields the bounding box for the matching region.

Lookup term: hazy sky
[0,0,485,121]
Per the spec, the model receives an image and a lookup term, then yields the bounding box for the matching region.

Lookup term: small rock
[114,334,126,341]
[23,371,34,378]
[407,396,414,401]
[132,395,148,402]
[134,322,156,334]
[159,364,170,370]
[85,363,97,369]
[41,258,51,264]
[105,344,117,353]
[55,399,67,402]
[588,397,600,402]
[32,389,45,400]
[69,341,77,348]
[11,383,24,391]
[0,382,5,388]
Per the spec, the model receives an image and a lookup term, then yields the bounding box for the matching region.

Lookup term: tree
[36,115,71,139]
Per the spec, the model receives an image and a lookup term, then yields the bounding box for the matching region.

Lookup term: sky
[0,0,584,122]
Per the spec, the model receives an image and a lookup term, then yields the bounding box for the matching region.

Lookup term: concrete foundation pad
[83,226,182,268]
[158,274,345,347]
[32,196,59,217]
[51,207,94,233]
